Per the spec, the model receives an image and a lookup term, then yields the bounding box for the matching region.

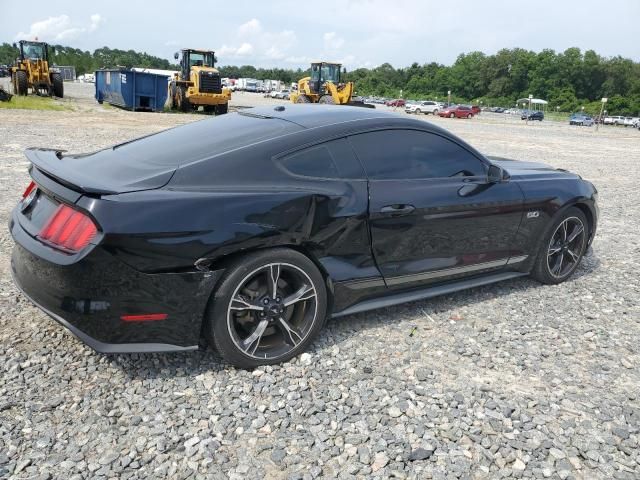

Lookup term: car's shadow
[108,251,601,379]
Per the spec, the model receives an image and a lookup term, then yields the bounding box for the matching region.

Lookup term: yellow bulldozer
[169,48,231,114]
[290,61,370,107]
[11,40,64,98]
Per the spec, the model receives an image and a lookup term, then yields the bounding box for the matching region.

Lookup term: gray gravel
[1,82,639,479]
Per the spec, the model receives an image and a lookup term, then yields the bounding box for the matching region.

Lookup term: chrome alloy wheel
[226,263,318,360]
[546,216,586,279]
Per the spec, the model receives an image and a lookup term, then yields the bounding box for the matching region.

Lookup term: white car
[405,100,440,115]
[623,117,639,127]
[271,89,290,100]
[604,115,626,125]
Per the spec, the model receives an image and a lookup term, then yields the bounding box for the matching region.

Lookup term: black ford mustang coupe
[10,105,598,367]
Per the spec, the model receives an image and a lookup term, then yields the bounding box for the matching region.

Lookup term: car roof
[241,104,409,130]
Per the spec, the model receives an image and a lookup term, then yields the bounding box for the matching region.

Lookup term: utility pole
[447,90,451,107]
[596,97,607,132]
[527,94,533,125]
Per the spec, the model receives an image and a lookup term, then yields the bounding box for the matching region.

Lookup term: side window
[278,138,364,179]
[349,130,485,180]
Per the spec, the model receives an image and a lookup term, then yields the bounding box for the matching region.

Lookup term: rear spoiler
[25,148,120,195]
[24,148,176,195]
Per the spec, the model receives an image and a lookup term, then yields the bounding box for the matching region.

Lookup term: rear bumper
[10,210,222,353]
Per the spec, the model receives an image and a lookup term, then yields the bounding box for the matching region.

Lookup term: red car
[438,105,474,119]
[471,105,481,115]
[385,99,405,107]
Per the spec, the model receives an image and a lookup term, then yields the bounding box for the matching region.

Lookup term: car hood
[488,157,580,180]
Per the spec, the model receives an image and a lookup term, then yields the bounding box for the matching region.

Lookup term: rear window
[109,112,301,167]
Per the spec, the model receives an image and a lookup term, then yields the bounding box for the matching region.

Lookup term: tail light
[39,204,98,253]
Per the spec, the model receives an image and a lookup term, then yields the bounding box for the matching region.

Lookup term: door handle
[380,204,415,216]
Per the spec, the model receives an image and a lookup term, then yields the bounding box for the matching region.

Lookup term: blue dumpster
[95,69,169,112]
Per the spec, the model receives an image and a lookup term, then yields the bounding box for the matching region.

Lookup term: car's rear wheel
[531,207,588,285]
[432,109,438,115]
[204,249,327,368]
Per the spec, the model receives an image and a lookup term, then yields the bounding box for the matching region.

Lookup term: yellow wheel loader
[10,40,63,98]
[290,61,372,107]
[169,49,231,114]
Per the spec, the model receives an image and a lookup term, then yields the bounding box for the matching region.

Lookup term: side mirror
[487,164,505,183]
[174,52,179,60]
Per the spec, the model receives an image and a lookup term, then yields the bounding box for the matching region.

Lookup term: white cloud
[218,42,254,57]
[88,14,103,32]
[236,42,254,55]
[323,32,345,50]
[238,18,262,37]
[15,14,104,42]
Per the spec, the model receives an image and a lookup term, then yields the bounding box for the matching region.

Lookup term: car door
[349,129,525,288]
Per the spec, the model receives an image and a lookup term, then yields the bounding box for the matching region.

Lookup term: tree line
[1,42,638,114]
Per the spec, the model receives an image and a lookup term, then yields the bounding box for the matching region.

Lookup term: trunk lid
[25,148,175,195]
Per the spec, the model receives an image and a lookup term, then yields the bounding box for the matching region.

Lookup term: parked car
[438,105,474,118]
[385,99,406,107]
[405,100,440,115]
[271,89,290,100]
[9,105,598,368]
[521,110,544,121]
[623,117,639,127]
[471,105,481,115]
[569,114,594,126]
[604,115,625,125]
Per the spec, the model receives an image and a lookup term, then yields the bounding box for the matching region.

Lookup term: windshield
[22,43,45,60]
[321,63,340,83]
[188,51,214,67]
[311,63,340,83]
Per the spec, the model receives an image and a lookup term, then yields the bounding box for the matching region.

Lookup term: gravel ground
[1,82,639,480]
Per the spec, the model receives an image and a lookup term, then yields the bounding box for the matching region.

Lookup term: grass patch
[0,95,70,111]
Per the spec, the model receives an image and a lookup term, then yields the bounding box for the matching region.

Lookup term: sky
[2,0,639,69]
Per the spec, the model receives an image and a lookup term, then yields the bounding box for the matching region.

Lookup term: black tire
[16,70,28,96]
[204,248,328,368]
[318,95,335,104]
[215,103,228,115]
[51,73,63,98]
[177,86,190,112]
[449,113,455,118]
[415,109,421,114]
[531,207,589,285]
[296,95,311,103]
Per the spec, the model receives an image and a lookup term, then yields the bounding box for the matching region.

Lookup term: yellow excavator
[290,61,371,107]
[11,40,63,97]
[169,48,231,114]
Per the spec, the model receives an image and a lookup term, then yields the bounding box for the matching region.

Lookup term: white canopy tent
[516,98,548,112]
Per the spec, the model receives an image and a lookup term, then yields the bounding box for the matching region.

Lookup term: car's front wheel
[531,207,589,285]
[204,249,327,368]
